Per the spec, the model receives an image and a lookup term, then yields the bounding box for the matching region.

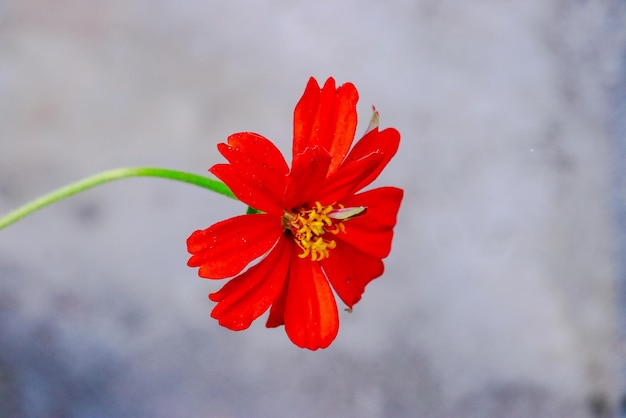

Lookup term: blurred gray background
[0,1,625,417]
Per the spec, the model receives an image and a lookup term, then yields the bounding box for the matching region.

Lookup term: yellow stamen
[283,202,355,261]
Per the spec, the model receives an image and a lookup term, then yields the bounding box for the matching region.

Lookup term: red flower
[187,77,403,350]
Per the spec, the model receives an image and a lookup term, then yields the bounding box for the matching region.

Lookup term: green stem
[0,167,236,231]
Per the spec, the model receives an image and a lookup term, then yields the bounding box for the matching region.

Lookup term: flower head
[187,77,403,350]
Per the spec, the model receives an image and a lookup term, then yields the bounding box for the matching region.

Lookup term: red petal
[226,133,289,173]
[337,187,403,258]
[284,255,339,350]
[266,270,289,328]
[210,165,281,215]
[210,132,288,215]
[317,151,385,205]
[292,77,358,176]
[337,228,395,259]
[266,240,295,328]
[321,244,384,308]
[219,133,289,186]
[265,239,296,328]
[284,146,331,209]
[344,127,400,191]
[342,187,403,229]
[187,214,282,279]
[208,237,290,331]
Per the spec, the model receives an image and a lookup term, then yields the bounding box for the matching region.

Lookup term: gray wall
[0,1,624,417]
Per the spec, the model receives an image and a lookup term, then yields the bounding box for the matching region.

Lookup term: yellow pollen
[284,202,347,261]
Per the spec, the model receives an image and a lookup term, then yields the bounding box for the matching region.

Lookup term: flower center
[283,202,365,261]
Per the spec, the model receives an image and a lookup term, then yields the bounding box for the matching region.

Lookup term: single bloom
[187,77,403,350]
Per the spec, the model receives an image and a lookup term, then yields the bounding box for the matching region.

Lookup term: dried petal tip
[365,106,379,134]
[328,206,367,221]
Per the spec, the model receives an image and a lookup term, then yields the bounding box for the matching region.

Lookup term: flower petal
[187,214,282,279]
[344,127,401,191]
[284,145,331,209]
[284,254,339,350]
[219,133,290,184]
[265,242,293,328]
[337,187,404,258]
[293,77,358,176]
[210,165,282,215]
[265,281,288,328]
[317,151,385,205]
[322,244,384,308]
[210,132,288,214]
[208,237,290,331]
[226,132,289,171]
